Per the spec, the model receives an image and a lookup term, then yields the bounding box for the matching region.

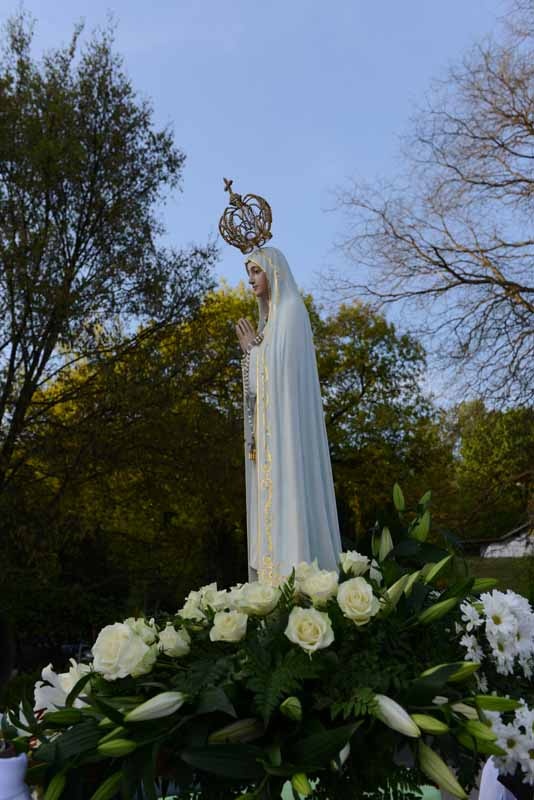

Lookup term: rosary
[241,332,264,461]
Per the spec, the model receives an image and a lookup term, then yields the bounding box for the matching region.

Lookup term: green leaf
[89,770,123,800]
[65,672,93,708]
[196,687,237,718]
[287,722,361,768]
[407,662,465,704]
[440,577,475,601]
[424,555,453,584]
[331,688,376,721]
[245,646,321,723]
[393,483,405,512]
[411,510,430,542]
[142,746,158,800]
[418,490,432,510]
[85,695,125,727]
[391,540,447,563]
[180,744,265,780]
[36,719,101,766]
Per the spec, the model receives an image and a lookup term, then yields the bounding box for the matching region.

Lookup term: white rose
[209,610,248,643]
[178,598,206,622]
[337,577,380,626]
[158,624,191,657]
[131,644,158,678]
[300,569,339,606]
[92,622,154,681]
[227,583,244,610]
[339,550,370,577]
[285,607,334,654]
[124,617,157,645]
[201,583,230,612]
[294,559,320,588]
[234,582,281,616]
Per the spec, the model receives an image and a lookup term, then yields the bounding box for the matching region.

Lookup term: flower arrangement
[457,591,534,791]
[3,487,532,800]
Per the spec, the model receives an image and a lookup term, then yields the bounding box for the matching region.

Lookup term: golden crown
[218,178,273,254]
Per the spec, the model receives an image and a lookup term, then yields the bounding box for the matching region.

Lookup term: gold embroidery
[259,347,274,584]
[250,254,283,586]
[255,344,261,573]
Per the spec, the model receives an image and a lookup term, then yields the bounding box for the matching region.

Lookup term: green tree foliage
[11,278,531,650]
[312,302,453,540]
[2,285,255,639]
[0,13,215,492]
[1,285,454,651]
[450,400,534,540]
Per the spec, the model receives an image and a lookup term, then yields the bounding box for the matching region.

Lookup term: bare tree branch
[332,2,534,405]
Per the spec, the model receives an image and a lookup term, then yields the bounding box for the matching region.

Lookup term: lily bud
[403,570,421,596]
[451,703,479,721]
[471,578,498,594]
[97,738,137,757]
[418,597,458,625]
[374,694,421,738]
[43,772,67,800]
[43,708,84,726]
[98,726,127,745]
[411,714,449,735]
[280,696,303,721]
[418,741,468,799]
[475,695,521,713]
[456,730,507,757]
[379,527,394,562]
[124,691,186,722]
[383,574,410,611]
[464,719,497,742]
[208,718,264,744]
[448,662,480,683]
[393,483,405,512]
[291,773,312,797]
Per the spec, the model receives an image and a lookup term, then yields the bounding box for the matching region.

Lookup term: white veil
[244,247,341,584]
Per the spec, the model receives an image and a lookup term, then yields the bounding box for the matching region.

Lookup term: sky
[1,0,506,293]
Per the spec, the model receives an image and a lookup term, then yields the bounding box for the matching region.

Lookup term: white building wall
[482,531,534,558]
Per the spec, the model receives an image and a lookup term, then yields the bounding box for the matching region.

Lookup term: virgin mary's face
[246,262,269,299]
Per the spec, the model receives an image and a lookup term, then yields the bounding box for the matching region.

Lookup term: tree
[0,284,256,631]
[312,301,453,540]
[335,0,534,405]
[1,285,453,641]
[449,400,534,540]
[0,13,215,492]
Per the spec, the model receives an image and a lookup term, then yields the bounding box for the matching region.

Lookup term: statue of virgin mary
[236,247,342,585]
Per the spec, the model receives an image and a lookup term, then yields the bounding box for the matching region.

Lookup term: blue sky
[3,0,505,291]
